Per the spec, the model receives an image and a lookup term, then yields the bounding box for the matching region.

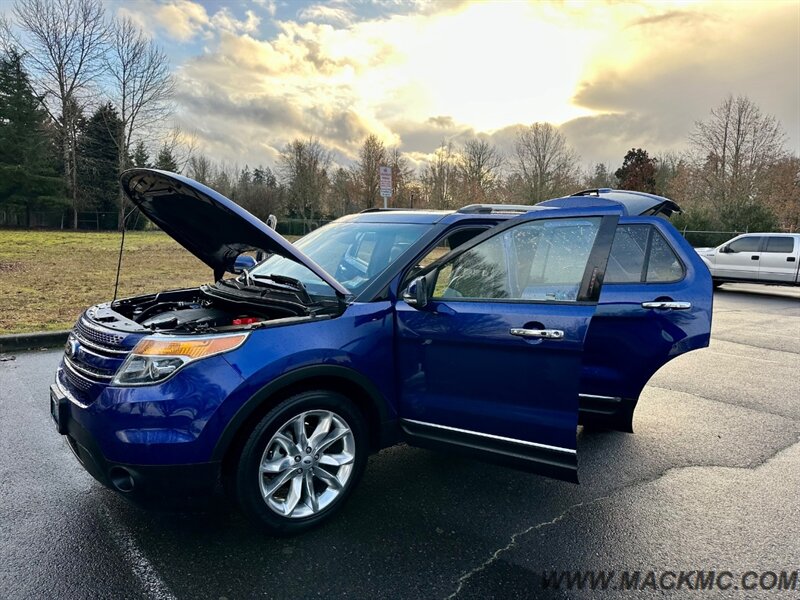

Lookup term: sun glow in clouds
[386,2,601,130]
[145,0,798,166]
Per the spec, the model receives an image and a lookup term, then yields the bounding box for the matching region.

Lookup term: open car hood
[537,189,681,217]
[120,169,348,297]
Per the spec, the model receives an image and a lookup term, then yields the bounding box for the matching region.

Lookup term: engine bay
[105,283,337,334]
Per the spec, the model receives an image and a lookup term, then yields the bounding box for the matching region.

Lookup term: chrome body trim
[401,418,576,455]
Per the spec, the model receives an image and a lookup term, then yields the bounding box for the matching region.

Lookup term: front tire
[235,390,367,535]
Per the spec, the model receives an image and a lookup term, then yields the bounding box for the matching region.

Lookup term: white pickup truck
[695,233,800,287]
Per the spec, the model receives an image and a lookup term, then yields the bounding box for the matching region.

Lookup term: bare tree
[352,134,387,210]
[761,156,800,232]
[511,122,580,202]
[387,147,416,208]
[12,0,109,228]
[330,167,358,216]
[187,153,215,185]
[689,94,787,228]
[279,138,332,224]
[0,15,12,54]
[158,126,197,173]
[107,15,174,229]
[456,138,504,201]
[420,141,458,209]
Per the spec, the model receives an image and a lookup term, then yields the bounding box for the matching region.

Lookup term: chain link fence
[0,210,333,234]
[0,209,125,230]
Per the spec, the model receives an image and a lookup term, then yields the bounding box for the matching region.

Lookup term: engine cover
[140,306,231,330]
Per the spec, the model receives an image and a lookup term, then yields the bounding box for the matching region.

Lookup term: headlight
[112,333,248,386]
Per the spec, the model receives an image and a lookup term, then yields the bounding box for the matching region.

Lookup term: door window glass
[433,217,601,302]
[606,225,648,282]
[728,236,762,253]
[647,230,684,282]
[764,237,795,253]
[405,227,487,284]
[604,224,684,284]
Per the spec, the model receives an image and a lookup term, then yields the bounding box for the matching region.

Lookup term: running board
[400,419,578,483]
[578,394,637,433]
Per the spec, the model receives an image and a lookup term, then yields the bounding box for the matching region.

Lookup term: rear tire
[235,390,367,535]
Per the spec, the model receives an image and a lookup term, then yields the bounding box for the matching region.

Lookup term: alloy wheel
[258,410,356,518]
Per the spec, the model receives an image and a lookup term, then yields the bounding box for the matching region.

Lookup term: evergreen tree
[0,48,63,225]
[78,102,123,228]
[253,165,277,188]
[131,140,150,168]
[586,163,616,189]
[154,143,178,172]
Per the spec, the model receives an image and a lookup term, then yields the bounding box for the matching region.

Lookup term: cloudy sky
[109,0,799,171]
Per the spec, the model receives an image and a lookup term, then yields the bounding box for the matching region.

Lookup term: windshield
[249,221,430,299]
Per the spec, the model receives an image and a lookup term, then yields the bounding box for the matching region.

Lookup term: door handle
[787,257,796,262]
[751,255,759,260]
[641,301,692,310]
[510,328,565,340]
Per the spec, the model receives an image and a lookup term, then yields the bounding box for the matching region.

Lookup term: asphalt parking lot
[2,283,799,599]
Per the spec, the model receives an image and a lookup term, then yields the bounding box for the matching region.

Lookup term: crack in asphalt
[446,366,800,600]
[444,432,800,598]
[445,494,614,600]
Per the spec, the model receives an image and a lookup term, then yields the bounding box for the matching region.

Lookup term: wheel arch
[213,365,394,472]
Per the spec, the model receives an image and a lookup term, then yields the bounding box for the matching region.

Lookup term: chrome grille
[74,318,126,349]
[71,330,129,356]
[62,363,93,392]
[64,355,115,381]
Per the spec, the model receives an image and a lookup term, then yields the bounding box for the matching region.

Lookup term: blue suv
[51,169,712,534]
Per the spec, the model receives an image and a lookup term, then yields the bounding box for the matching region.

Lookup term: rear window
[764,237,795,253]
[606,225,684,284]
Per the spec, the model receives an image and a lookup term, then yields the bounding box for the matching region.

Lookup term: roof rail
[457,204,535,214]
[570,188,613,197]
[359,207,415,213]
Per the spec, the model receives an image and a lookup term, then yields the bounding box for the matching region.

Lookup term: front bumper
[51,383,220,507]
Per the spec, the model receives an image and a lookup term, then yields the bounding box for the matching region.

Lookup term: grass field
[0,230,296,334]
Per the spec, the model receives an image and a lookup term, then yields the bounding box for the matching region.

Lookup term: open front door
[395,209,619,482]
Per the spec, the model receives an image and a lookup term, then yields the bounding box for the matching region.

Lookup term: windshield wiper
[234,271,347,313]
[244,273,315,304]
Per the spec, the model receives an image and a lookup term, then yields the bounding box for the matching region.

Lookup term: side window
[405,227,487,284]
[435,235,509,299]
[646,230,684,282]
[433,217,602,303]
[606,225,649,283]
[728,236,763,253]
[764,237,795,253]
[606,225,684,284]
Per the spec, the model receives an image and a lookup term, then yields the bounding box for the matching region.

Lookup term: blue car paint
[53,182,713,499]
[581,217,713,402]
[396,300,595,450]
[59,354,243,464]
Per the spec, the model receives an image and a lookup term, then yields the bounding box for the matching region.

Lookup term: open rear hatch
[537,189,681,218]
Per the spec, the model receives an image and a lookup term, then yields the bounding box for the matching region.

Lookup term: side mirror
[402,275,430,309]
[719,245,731,254]
[233,254,257,274]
